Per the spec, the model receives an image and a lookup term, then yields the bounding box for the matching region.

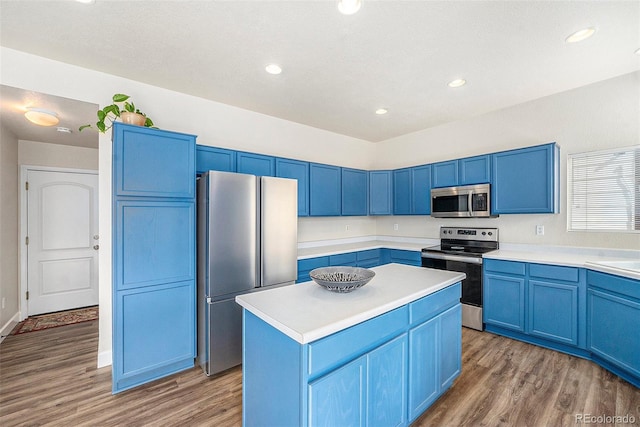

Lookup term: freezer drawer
[199,298,243,376]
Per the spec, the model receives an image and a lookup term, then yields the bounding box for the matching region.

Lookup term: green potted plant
[79,93,155,132]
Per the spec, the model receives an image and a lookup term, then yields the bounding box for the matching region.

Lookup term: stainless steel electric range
[421,226,499,331]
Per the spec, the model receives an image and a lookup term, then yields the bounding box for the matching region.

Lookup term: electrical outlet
[393,224,399,231]
[536,225,544,235]
[345,225,350,231]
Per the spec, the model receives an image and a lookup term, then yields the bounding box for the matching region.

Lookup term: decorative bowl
[309,266,375,293]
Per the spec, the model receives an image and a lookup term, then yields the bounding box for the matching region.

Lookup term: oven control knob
[488,232,493,236]
[482,232,486,235]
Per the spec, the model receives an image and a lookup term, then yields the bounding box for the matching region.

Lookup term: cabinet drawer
[357,249,381,261]
[410,283,461,325]
[329,252,357,266]
[388,249,421,266]
[587,270,640,301]
[530,263,579,282]
[484,259,525,276]
[308,306,408,378]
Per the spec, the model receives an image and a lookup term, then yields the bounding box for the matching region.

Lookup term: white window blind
[568,146,640,232]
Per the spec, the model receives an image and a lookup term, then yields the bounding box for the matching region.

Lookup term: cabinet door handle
[93,245,100,250]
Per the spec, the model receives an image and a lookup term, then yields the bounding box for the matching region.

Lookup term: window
[568,146,639,232]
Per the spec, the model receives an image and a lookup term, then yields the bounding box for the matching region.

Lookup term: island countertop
[235,263,465,344]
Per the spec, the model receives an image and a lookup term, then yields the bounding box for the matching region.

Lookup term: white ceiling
[1,0,639,144]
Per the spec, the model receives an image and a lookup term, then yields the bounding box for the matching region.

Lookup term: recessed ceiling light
[338,0,361,15]
[565,27,596,43]
[265,64,282,75]
[56,127,72,133]
[24,108,59,126]
[635,48,640,55]
[75,0,96,4]
[375,108,388,115]
[448,79,466,88]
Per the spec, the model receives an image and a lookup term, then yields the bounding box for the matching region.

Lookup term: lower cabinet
[243,283,462,426]
[309,334,408,427]
[587,270,640,386]
[408,304,461,421]
[483,259,586,351]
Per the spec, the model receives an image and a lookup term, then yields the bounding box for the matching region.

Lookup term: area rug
[11,306,99,335]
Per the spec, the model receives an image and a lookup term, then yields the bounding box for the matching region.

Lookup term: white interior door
[27,169,99,316]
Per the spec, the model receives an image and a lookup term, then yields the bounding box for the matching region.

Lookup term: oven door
[421,253,482,307]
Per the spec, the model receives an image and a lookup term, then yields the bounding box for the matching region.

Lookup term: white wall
[0,123,19,335]
[374,71,640,250]
[18,140,98,170]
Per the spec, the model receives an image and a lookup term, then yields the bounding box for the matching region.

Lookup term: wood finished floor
[1,321,638,426]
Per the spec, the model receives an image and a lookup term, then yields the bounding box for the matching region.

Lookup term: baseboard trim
[97,350,112,368]
[0,312,21,343]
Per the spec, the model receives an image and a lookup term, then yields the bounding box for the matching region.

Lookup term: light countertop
[297,238,435,259]
[236,263,465,344]
[484,247,640,280]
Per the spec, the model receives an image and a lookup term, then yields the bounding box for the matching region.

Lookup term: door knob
[93,245,100,250]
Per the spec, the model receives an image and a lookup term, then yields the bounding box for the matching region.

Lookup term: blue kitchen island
[236,263,466,427]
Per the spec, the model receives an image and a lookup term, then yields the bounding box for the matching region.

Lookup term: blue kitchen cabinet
[587,270,640,387]
[356,249,382,268]
[276,158,309,216]
[113,124,195,198]
[528,264,584,347]
[242,283,461,427]
[393,168,411,215]
[485,259,587,354]
[310,163,341,216]
[411,164,432,215]
[111,123,196,394]
[341,168,368,216]
[491,143,559,214]
[369,171,393,215]
[308,355,367,426]
[309,333,407,427]
[459,155,491,185]
[236,151,275,176]
[432,160,458,188]
[329,252,357,266]
[388,249,422,266]
[407,284,461,423]
[484,259,526,332]
[297,256,330,283]
[195,145,236,174]
[432,156,491,188]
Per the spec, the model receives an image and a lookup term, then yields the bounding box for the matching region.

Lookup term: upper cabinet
[432,155,491,188]
[236,152,275,176]
[113,124,195,198]
[369,171,393,215]
[341,168,368,216]
[310,163,341,216]
[393,165,431,215]
[431,160,458,188]
[276,158,309,216]
[492,143,559,214]
[196,146,236,175]
[459,155,491,185]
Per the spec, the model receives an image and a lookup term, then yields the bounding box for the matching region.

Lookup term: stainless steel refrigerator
[196,170,298,376]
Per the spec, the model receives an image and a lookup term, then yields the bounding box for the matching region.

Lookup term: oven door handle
[421,252,483,265]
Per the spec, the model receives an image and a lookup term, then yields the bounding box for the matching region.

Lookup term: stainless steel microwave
[431,184,494,218]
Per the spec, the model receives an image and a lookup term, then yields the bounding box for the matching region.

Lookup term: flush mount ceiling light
[448,78,466,88]
[375,108,388,115]
[338,0,361,15]
[565,27,596,43]
[24,108,59,126]
[265,64,282,75]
